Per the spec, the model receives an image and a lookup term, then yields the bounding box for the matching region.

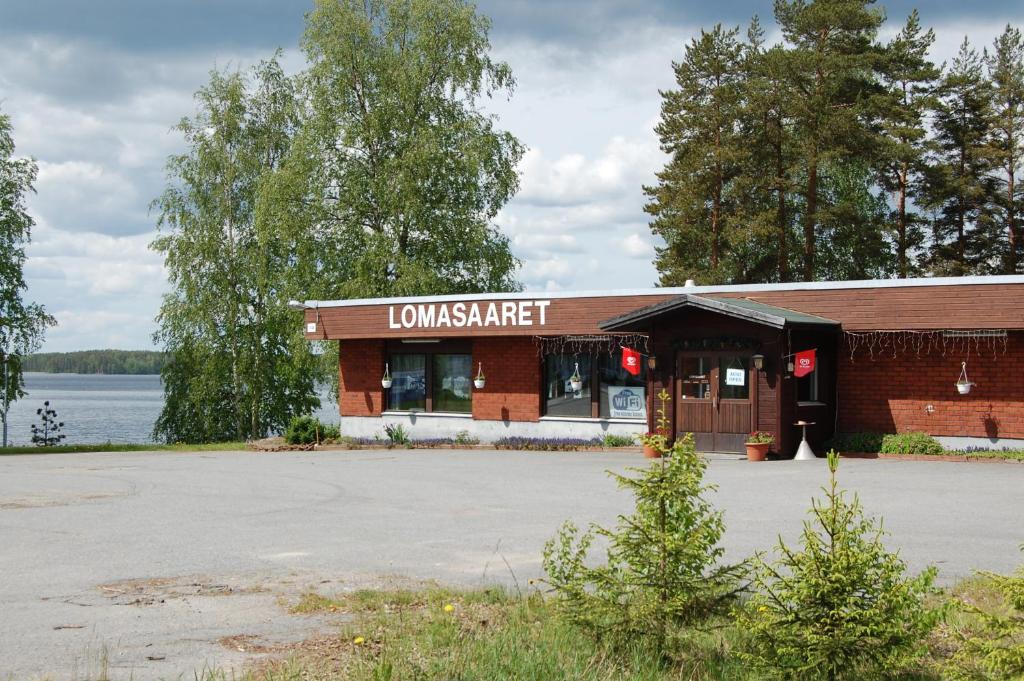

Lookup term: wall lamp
[287,300,321,334]
[751,354,765,371]
[646,355,657,371]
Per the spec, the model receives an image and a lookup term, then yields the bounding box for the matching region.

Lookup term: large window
[544,351,647,420]
[387,352,472,413]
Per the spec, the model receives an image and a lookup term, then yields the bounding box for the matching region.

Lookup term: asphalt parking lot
[1,449,1021,679]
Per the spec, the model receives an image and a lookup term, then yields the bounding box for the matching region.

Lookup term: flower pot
[381,378,393,389]
[955,381,973,395]
[570,379,583,392]
[745,442,770,462]
[643,443,662,459]
[474,378,486,390]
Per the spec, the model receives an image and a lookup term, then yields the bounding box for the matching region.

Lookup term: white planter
[474,378,486,390]
[956,381,973,395]
[570,379,583,392]
[381,378,393,389]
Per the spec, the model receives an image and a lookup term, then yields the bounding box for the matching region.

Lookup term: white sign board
[608,386,647,419]
[725,368,746,387]
[306,322,317,333]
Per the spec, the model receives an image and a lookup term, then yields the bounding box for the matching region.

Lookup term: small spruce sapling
[542,431,746,658]
[30,400,66,446]
[738,451,942,680]
[947,546,1024,680]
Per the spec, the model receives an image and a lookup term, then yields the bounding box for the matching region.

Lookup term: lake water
[3,373,339,446]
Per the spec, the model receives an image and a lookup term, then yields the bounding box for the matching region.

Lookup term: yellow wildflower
[353,636,366,645]
[758,605,768,613]
[443,603,455,613]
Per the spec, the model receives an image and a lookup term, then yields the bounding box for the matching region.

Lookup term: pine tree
[542,434,745,657]
[924,39,997,275]
[875,11,941,278]
[738,451,942,680]
[986,25,1024,273]
[645,24,749,284]
[735,19,801,282]
[773,0,885,281]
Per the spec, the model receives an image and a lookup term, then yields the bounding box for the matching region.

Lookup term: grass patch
[0,441,248,456]
[949,449,1024,462]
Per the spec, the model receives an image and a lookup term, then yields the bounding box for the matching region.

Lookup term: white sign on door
[725,368,745,386]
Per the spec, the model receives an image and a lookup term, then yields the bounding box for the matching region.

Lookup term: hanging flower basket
[569,362,583,392]
[474,362,486,390]
[955,361,974,395]
[381,363,392,389]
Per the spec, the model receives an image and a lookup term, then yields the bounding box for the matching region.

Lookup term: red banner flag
[621,347,641,376]
[794,349,816,377]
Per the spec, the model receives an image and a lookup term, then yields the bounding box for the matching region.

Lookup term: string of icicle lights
[533,334,650,358]
[843,330,1008,360]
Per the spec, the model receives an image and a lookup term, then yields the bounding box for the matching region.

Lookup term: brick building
[299,275,1024,455]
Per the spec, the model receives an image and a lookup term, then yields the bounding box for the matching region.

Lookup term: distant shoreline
[23,350,167,375]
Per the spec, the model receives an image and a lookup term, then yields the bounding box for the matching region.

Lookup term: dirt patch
[98,576,267,606]
[0,492,123,509]
[219,634,275,653]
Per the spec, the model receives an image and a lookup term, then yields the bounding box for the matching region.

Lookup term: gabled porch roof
[598,294,840,332]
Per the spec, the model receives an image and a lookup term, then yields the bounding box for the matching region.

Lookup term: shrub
[826,431,885,453]
[31,401,66,447]
[601,433,636,447]
[946,547,1024,680]
[453,430,479,446]
[737,451,942,680]
[320,422,341,441]
[880,431,943,456]
[494,436,601,451]
[543,434,746,657]
[285,415,321,445]
[384,423,410,446]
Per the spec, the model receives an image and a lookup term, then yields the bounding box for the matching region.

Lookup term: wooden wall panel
[306,282,1024,341]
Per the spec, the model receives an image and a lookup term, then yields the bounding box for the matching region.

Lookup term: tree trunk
[897,162,908,278]
[1008,166,1017,273]
[776,129,789,282]
[803,155,817,281]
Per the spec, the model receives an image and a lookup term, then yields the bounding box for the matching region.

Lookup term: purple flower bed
[494,436,603,451]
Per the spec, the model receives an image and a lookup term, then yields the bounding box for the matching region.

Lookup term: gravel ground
[0,449,1021,679]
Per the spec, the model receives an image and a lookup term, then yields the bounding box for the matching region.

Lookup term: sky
[1,1,1022,352]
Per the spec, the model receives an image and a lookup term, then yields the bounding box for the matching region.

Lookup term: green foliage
[23,350,168,375]
[746,431,774,445]
[543,434,746,657]
[947,548,1024,679]
[601,433,636,447]
[0,109,56,417]
[453,429,479,446]
[285,416,319,445]
[269,0,524,300]
[880,431,944,456]
[151,56,325,443]
[383,423,410,446]
[30,400,65,447]
[738,451,942,680]
[826,431,885,453]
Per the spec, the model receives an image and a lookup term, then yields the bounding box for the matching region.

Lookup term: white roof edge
[303,274,1024,309]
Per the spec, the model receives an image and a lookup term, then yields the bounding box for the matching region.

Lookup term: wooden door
[714,355,752,452]
[676,352,753,453]
[677,355,714,452]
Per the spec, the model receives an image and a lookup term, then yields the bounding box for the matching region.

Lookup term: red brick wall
[838,332,1024,439]
[472,337,541,422]
[338,339,385,417]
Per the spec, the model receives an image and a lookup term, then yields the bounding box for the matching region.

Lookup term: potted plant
[474,362,486,390]
[569,363,583,392]
[745,431,774,462]
[641,431,666,458]
[381,363,392,389]
[955,362,973,395]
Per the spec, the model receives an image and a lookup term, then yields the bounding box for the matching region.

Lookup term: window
[544,350,647,420]
[388,354,426,411]
[387,352,472,413]
[797,365,819,403]
[544,354,592,417]
[432,354,472,413]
